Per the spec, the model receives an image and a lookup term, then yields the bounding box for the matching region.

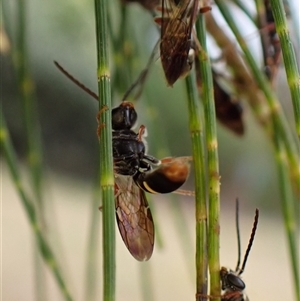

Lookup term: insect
[220,200,259,301]
[194,56,245,135]
[212,71,244,136]
[196,201,259,301]
[116,1,210,89]
[155,0,210,86]
[54,61,192,260]
[111,101,191,260]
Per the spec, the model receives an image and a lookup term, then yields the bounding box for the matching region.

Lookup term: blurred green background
[2,0,298,300]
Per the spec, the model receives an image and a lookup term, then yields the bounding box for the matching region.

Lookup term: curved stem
[0,113,73,301]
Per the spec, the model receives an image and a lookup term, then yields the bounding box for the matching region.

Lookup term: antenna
[235,198,242,272]
[54,61,99,101]
[55,48,157,103]
[238,207,259,275]
[121,40,160,102]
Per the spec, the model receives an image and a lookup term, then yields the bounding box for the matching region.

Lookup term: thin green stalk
[196,8,220,301]
[113,4,135,97]
[15,0,43,203]
[144,104,194,284]
[94,1,115,300]
[0,113,73,301]
[254,0,270,73]
[143,102,195,286]
[214,1,300,298]
[84,184,101,301]
[14,1,46,299]
[185,71,208,298]
[215,0,300,196]
[107,2,117,50]
[205,13,271,127]
[231,0,254,22]
[273,126,300,300]
[269,0,300,138]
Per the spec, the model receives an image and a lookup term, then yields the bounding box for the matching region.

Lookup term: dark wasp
[54,61,191,261]
[220,200,259,301]
[197,200,259,301]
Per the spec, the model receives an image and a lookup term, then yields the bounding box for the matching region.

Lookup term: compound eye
[112,102,137,130]
[226,274,246,291]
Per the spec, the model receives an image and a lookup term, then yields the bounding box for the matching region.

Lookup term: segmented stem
[269,0,300,139]
[273,124,300,301]
[196,7,221,301]
[215,0,300,196]
[0,114,73,301]
[184,71,209,300]
[214,2,300,299]
[94,0,115,300]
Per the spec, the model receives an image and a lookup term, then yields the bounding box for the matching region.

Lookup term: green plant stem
[254,0,270,71]
[94,1,115,300]
[113,4,135,98]
[15,0,43,203]
[214,0,300,196]
[144,101,195,285]
[14,1,46,300]
[196,9,221,301]
[184,71,208,298]
[231,0,254,21]
[214,1,300,298]
[107,2,117,50]
[0,113,73,301]
[205,13,270,127]
[273,126,300,301]
[269,0,300,139]
[85,184,101,301]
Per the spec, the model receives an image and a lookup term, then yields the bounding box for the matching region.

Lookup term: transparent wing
[115,174,154,261]
[160,0,199,85]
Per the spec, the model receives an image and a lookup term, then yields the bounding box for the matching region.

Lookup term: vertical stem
[0,113,73,301]
[269,0,300,138]
[15,1,46,300]
[196,7,221,301]
[184,72,208,299]
[15,0,44,203]
[273,128,300,300]
[214,2,300,299]
[215,0,300,196]
[254,0,269,73]
[85,183,101,301]
[94,1,115,300]
[231,0,254,21]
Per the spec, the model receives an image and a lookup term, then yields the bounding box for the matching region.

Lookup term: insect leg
[96,105,109,139]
